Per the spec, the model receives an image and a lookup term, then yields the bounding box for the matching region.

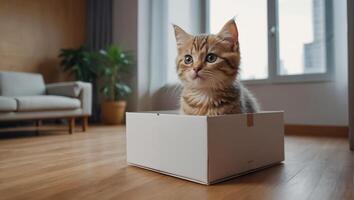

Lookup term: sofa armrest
[46,81,92,116]
[46,82,82,97]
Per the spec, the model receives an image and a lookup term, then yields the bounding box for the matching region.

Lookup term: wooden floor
[0,126,353,200]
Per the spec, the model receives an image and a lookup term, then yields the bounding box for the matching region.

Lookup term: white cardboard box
[126,111,284,185]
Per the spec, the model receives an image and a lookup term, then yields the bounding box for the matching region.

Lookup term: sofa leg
[68,117,75,134]
[82,116,88,132]
[35,120,41,136]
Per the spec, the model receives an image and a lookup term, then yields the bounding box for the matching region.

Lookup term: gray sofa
[0,71,92,134]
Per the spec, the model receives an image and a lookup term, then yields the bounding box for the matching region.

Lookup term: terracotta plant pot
[101,100,127,125]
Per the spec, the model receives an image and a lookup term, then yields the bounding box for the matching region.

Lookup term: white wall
[247,0,348,126]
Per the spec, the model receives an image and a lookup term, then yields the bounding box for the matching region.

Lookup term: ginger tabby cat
[173,19,260,115]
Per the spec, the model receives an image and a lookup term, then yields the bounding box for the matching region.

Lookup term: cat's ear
[173,24,193,48]
[217,19,239,44]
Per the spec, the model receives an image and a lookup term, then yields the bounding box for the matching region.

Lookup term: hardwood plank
[0,126,352,200]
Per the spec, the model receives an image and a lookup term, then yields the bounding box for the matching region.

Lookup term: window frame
[206,0,334,85]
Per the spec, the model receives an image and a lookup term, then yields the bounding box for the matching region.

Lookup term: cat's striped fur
[173,19,260,115]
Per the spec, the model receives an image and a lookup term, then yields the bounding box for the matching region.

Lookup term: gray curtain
[348,0,354,150]
[87,0,113,51]
[86,0,113,122]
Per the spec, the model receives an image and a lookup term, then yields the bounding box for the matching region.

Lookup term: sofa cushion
[0,71,45,96]
[15,95,80,112]
[0,97,17,112]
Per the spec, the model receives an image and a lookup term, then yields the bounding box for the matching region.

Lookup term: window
[208,0,333,83]
[209,0,268,80]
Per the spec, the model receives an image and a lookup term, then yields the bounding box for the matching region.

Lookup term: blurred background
[0,0,349,127]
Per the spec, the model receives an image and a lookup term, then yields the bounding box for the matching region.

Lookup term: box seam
[206,116,210,183]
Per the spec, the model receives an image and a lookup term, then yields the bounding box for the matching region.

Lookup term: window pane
[209,0,268,80]
[278,0,326,75]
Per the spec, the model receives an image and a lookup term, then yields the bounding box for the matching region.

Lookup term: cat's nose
[193,66,202,73]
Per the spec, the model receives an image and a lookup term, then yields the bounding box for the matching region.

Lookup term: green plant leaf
[93,45,134,100]
[58,46,98,82]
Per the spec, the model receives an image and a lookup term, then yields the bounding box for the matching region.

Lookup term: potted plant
[59,46,98,82]
[98,45,133,124]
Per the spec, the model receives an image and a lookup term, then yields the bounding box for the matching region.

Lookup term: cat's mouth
[191,72,203,80]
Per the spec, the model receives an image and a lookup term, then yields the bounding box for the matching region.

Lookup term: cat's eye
[205,53,217,63]
[184,55,193,64]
